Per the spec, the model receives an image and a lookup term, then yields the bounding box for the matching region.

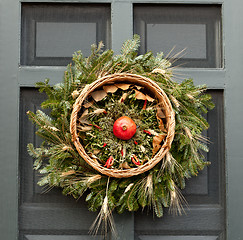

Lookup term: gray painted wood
[19,88,108,239]
[19,89,135,239]
[134,91,225,239]
[20,0,224,3]
[111,1,133,54]
[134,4,222,68]
[21,3,111,66]
[0,1,19,240]
[224,1,243,239]
[1,0,243,240]
[138,236,219,240]
[24,236,102,240]
[19,87,224,239]
[18,67,226,88]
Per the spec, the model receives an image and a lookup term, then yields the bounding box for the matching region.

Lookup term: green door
[0,1,242,239]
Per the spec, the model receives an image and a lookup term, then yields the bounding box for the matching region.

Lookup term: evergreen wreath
[27,35,214,235]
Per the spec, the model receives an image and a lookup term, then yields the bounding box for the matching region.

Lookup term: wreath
[27,35,214,235]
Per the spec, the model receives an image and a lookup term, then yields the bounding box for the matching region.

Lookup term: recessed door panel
[21,3,111,66]
[134,4,222,68]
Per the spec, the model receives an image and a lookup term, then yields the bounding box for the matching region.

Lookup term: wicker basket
[70,73,175,178]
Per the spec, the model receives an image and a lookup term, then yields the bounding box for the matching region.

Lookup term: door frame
[0,0,242,239]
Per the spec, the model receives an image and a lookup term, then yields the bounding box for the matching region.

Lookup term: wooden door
[0,1,242,239]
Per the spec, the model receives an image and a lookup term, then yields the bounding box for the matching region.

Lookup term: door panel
[19,89,104,239]
[19,88,225,239]
[134,4,222,68]
[133,5,225,238]
[21,3,111,66]
[134,91,225,239]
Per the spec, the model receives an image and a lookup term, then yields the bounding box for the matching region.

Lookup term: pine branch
[120,34,140,58]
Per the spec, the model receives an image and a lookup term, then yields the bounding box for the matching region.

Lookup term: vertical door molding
[0,0,20,239]
[224,0,243,239]
[111,1,133,54]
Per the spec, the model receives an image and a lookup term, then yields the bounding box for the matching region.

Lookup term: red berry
[113,116,136,140]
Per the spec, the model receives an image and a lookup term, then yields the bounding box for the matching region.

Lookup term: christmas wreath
[27,35,214,235]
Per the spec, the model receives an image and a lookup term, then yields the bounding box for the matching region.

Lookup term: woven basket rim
[70,73,175,178]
